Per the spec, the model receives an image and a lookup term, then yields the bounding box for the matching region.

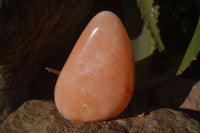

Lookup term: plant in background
[123,0,200,87]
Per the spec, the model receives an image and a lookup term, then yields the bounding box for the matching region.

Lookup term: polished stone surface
[54,11,135,122]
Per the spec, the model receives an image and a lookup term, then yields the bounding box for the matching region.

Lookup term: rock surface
[181,80,200,111]
[0,100,200,133]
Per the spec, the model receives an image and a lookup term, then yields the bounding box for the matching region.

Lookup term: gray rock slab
[0,100,199,133]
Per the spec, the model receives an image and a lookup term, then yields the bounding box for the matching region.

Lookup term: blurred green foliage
[123,0,200,86]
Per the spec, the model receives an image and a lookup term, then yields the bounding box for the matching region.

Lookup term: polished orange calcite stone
[54,11,135,122]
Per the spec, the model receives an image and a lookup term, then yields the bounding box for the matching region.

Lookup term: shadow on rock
[116,77,199,121]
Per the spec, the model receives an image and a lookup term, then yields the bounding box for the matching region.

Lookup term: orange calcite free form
[54,11,135,122]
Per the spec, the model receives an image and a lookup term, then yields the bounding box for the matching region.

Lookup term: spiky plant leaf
[137,0,165,52]
[131,24,155,62]
[177,15,200,75]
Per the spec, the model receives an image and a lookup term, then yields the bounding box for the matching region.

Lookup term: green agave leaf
[177,15,200,75]
[137,0,165,52]
[131,24,156,62]
[122,0,156,62]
